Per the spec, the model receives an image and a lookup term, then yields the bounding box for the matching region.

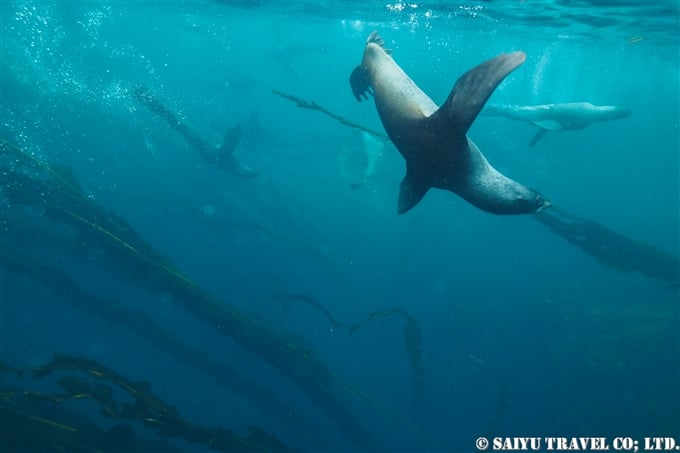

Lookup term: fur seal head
[350,31,550,215]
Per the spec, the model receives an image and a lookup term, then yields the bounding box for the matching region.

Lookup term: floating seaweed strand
[272,90,390,141]
[0,243,328,449]
[0,137,408,449]
[533,207,679,285]
[0,354,295,452]
[268,293,431,448]
[269,293,425,401]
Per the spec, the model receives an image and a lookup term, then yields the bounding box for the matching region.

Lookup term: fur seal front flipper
[350,32,550,215]
[529,128,549,147]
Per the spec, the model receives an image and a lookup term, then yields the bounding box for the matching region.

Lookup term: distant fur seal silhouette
[482,102,631,147]
[133,85,257,179]
[350,32,549,215]
[340,131,383,190]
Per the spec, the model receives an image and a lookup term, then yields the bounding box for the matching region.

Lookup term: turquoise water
[1,1,678,451]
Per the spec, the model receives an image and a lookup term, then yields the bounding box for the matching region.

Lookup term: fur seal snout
[350,31,550,215]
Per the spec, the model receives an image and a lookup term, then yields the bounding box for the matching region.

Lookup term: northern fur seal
[133,85,257,179]
[482,102,631,147]
[350,32,549,215]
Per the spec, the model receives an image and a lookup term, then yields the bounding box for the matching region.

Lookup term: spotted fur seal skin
[350,31,550,215]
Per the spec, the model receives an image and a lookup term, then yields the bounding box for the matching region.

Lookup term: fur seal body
[350,32,549,215]
[482,102,631,146]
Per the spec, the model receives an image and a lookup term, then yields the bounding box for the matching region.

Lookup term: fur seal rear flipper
[350,32,550,215]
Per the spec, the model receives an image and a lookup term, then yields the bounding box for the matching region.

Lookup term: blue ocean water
[0,1,678,451]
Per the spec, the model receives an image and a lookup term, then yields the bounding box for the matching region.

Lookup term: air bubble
[202,204,216,216]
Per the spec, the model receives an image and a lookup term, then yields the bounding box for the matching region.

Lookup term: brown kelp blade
[1,354,295,452]
[0,243,326,448]
[534,208,680,285]
[0,137,378,449]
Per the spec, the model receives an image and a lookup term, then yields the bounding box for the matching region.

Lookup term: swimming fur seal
[340,131,383,190]
[350,32,549,215]
[133,85,257,179]
[482,102,631,147]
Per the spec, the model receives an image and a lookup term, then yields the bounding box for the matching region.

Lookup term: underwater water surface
[0,1,678,452]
